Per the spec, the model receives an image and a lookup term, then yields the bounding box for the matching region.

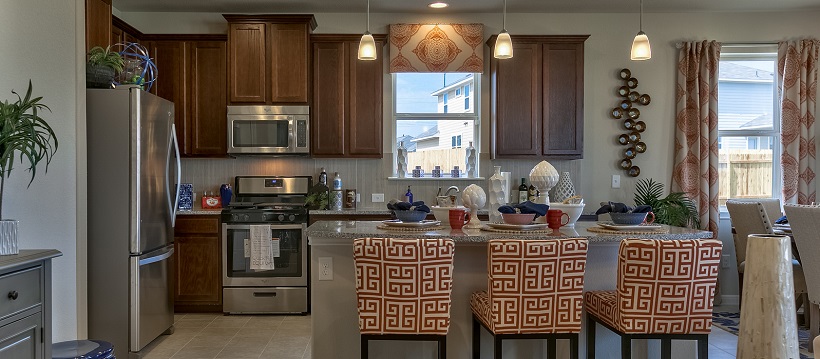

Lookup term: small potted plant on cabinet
[0,81,59,254]
[86,46,124,89]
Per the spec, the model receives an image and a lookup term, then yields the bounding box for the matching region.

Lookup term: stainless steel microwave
[227,106,310,155]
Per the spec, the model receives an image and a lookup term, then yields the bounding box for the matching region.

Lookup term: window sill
[387,176,486,181]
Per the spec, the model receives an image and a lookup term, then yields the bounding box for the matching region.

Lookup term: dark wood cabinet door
[174,235,221,307]
[347,40,383,158]
[85,0,111,51]
[542,42,584,158]
[269,23,310,103]
[492,42,541,157]
[188,41,227,156]
[228,23,266,103]
[111,25,123,47]
[151,41,188,153]
[311,41,346,156]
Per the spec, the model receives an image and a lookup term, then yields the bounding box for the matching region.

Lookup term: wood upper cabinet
[224,15,317,104]
[311,35,384,158]
[149,40,187,151]
[85,0,111,51]
[174,215,222,312]
[488,35,588,159]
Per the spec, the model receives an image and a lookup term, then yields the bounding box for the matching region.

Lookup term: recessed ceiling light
[428,2,449,9]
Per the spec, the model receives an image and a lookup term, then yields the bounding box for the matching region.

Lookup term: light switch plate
[611,175,621,189]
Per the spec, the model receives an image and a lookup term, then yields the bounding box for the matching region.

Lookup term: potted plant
[86,46,124,89]
[0,81,59,254]
[634,178,701,228]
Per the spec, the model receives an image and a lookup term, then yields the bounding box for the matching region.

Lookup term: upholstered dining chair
[353,237,455,359]
[784,204,820,351]
[584,238,722,359]
[470,238,588,359]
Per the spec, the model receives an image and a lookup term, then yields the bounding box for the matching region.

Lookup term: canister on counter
[344,189,357,209]
[330,190,343,210]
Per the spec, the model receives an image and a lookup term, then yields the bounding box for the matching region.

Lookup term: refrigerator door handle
[168,123,182,228]
[138,247,175,266]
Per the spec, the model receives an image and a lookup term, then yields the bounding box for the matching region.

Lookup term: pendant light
[630,0,651,60]
[358,0,377,60]
[493,0,513,59]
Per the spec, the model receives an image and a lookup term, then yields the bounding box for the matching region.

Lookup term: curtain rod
[674,41,779,49]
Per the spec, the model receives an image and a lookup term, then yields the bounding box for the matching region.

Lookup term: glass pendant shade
[630,31,651,60]
[358,32,377,60]
[494,31,513,59]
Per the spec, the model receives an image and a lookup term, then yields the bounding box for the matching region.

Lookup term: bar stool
[470,238,589,359]
[584,238,723,359]
[353,237,455,359]
[53,340,115,359]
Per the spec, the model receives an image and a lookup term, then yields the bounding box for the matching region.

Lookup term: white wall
[0,0,84,341]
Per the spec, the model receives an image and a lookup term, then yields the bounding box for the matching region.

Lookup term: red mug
[547,209,570,229]
[449,208,471,230]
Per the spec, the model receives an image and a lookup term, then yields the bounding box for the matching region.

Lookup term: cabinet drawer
[0,266,42,321]
[175,216,220,234]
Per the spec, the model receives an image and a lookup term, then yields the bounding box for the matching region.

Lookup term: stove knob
[288,214,296,222]
[242,214,250,221]
[278,214,285,222]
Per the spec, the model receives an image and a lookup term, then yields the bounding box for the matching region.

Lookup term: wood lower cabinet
[311,35,384,158]
[488,35,588,159]
[174,215,222,312]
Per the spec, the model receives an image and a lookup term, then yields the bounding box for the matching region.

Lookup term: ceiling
[111,0,820,14]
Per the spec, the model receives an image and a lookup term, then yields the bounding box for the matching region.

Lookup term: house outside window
[717,44,780,209]
[394,73,479,177]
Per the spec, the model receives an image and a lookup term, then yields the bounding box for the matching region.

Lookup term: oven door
[228,115,294,154]
[222,223,307,287]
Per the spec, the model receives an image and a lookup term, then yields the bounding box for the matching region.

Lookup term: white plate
[597,221,663,230]
[486,222,550,230]
[381,219,441,228]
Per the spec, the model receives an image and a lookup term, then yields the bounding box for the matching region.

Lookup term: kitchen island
[307,221,713,359]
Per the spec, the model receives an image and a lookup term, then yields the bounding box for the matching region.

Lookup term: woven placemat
[480,226,557,234]
[587,226,669,235]
[376,224,445,231]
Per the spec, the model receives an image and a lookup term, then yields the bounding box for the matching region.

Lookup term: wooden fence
[718,150,772,206]
[407,148,465,174]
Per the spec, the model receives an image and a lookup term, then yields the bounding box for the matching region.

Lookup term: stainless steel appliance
[86,87,180,357]
[227,106,310,155]
[221,176,311,314]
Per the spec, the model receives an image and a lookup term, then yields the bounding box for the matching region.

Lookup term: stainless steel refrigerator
[86,87,181,358]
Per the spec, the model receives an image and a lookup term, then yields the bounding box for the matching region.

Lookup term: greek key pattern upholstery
[353,237,455,335]
[584,238,723,334]
[470,238,589,334]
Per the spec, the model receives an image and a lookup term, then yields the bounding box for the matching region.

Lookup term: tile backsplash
[181,153,582,209]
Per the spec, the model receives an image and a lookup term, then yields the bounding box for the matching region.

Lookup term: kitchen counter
[309,208,491,215]
[177,209,222,215]
[308,220,713,359]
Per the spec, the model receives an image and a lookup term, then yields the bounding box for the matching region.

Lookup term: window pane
[397,119,475,175]
[718,60,775,131]
[395,73,474,114]
[718,136,773,207]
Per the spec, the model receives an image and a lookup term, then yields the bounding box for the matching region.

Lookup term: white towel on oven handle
[250,225,274,271]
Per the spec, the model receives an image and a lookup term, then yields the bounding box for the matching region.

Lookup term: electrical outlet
[722,255,730,269]
[611,175,621,189]
[372,193,385,202]
[356,193,361,202]
[318,257,333,281]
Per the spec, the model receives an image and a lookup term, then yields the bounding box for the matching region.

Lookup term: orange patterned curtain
[672,40,722,236]
[778,39,819,205]
[389,24,484,73]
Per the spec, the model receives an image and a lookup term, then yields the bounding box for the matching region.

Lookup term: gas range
[220,176,312,225]
[221,204,308,224]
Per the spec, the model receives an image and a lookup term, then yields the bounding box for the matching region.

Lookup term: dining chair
[783,204,820,351]
[470,238,588,359]
[353,237,455,359]
[727,197,783,221]
[584,238,723,358]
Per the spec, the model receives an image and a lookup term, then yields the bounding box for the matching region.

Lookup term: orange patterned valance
[389,23,484,73]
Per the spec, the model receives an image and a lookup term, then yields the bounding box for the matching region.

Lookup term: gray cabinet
[0,250,60,359]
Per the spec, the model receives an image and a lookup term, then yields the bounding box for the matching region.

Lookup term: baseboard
[720,295,739,306]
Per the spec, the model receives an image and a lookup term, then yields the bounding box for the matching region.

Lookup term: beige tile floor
[138,313,311,359]
[138,312,739,359]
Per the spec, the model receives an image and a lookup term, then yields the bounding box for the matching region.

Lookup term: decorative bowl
[501,213,536,225]
[609,212,648,225]
[549,203,585,227]
[431,206,466,225]
[393,210,428,223]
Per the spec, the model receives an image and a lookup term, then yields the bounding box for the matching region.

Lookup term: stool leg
[661,338,671,359]
[697,336,709,359]
[621,335,631,359]
[473,316,480,359]
[570,334,579,359]
[586,316,596,359]
[439,335,447,359]
[494,335,502,359]
[361,335,368,359]
[547,338,556,359]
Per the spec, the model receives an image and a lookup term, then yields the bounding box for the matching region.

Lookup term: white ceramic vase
[488,166,506,223]
[737,234,799,359]
[461,184,486,229]
[397,141,408,178]
[465,141,477,178]
[0,220,19,255]
[551,171,576,203]
[528,161,559,204]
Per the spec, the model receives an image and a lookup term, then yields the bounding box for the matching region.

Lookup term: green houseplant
[86,46,124,88]
[634,178,701,228]
[0,81,59,254]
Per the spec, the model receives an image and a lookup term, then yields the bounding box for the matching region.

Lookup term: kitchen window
[717,44,780,209]
[394,73,480,178]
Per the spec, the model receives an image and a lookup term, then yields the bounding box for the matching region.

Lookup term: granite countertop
[306,220,713,244]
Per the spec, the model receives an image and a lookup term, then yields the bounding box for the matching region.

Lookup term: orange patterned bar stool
[584,238,723,359]
[353,237,456,359]
[470,238,589,359]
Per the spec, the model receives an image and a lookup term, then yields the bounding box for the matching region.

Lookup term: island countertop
[306,220,713,244]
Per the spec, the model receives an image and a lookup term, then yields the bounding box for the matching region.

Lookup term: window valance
[389,23,484,73]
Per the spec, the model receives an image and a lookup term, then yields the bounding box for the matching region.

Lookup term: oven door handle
[224,224,306,230]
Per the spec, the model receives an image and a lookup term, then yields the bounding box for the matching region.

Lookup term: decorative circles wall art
[611,68,651,177]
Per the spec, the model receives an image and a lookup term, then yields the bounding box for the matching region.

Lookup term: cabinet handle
[8,291,18,300]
